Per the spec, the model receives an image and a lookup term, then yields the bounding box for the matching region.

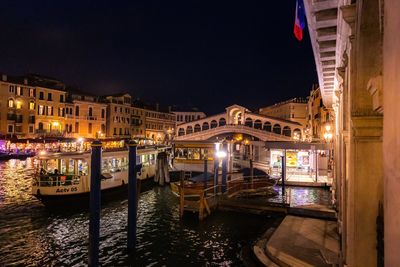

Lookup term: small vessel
[171,141,217,173]
[32,146,161,201]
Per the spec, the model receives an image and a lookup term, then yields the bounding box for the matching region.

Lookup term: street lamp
[214,143,227,194]
[323,124,333,178]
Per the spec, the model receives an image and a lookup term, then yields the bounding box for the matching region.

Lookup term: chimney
[156,103,159,111]
[24,78,28,85]
[168,106,172,112]
[2,74,7,81]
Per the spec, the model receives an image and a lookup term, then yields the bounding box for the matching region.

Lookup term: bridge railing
[176,124,292,140]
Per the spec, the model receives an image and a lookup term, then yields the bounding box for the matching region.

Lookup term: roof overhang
[304,0,340,108]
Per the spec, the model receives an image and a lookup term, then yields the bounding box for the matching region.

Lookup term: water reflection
[0,159,282,266]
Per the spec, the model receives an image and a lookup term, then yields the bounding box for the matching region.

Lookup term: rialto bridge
[175,105,303,141]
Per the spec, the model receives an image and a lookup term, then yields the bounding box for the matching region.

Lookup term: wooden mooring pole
[89,140,102,267]
[127,141,137,252]
[179,171,184,218]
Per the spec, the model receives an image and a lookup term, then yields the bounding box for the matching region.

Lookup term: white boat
[32,147,161,200]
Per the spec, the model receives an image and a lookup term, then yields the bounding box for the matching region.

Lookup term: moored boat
[31,146,162,201]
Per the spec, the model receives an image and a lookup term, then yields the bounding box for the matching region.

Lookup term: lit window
[8,99,14,108]
[16,100,22,109]
[47,106,53,116]
[38,105,44,115]
[29,101,35,110]
[16,86,22,96]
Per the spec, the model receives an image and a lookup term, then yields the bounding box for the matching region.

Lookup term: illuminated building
[65,91,107,139]
[259,97,308,128]
[0,74,37,138]
[103,93,132,138]
[304,0,400,265]
[305,85,333,141]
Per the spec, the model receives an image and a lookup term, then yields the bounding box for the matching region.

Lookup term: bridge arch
[245,117,253,127]
[263,121,272,132]
[273,124,281,134]
[194,124,201,133]
[210,120,218,128]
[282,126,291,137]
[202,122,209,131]
[254,119,262,129]
[186,125,193,134]
[178,128,185,136]
[294,128,302,139]
[219,117,226,126]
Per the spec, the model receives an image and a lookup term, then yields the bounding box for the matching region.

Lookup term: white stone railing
[175,124,292,141]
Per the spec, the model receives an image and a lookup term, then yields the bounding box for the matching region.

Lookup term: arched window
[282,126,291,137]
[219,118,226,126]
[186,126,193,134]
[245,118,253,127]
[38,122,44,130]
[254,120,262,129]
[273,124,281,134]
[178,128,185,136]
[210,120,218,128]
[202,122,209,131]
[194,124,201,132]
[75,106,80,116]
[101,109,105,118]
[263,121,272,132]
[88,107,93,117]
[8,98,14,108]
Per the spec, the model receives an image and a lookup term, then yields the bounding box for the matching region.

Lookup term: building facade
[0,75,37,138]
[65,93,107,139]
[104,93,132,138]
[131,106,146,138]
[173,110,206,125]
[35,86,67,137]
[304,0,400,265]
[259,98,308,128]
[305,86,333,141]
[144,108,176,143]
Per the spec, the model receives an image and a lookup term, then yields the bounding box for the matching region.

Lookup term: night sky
[0,0,317,114]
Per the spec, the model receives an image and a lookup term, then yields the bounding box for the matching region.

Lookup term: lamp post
[214,142,227,194]
[323,124,333,178]
[216,148,227,194]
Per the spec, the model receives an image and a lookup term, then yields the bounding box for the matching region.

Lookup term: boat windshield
[34,158,88,187]
[102,157,128,173]
[174,147,213,160]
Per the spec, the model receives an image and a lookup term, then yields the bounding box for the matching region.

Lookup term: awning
[265,141,330,150]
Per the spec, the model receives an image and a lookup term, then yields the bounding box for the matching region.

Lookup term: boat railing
[33,174,81,187]
[226,175,278,197]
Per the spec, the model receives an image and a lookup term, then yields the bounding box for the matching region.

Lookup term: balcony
[87,116,97,121]
[35,129,65,137]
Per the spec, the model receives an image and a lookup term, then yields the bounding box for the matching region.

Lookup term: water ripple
[0,159,282,266]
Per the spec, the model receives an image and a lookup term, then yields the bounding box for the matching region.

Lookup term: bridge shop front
[264,141,332,187]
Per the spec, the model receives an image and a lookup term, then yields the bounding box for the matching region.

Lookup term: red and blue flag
[294,0,306,41]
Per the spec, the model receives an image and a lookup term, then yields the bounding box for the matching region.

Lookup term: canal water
[0,159,284,266]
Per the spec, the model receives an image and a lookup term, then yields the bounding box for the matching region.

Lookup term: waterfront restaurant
[264,141,332,186]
